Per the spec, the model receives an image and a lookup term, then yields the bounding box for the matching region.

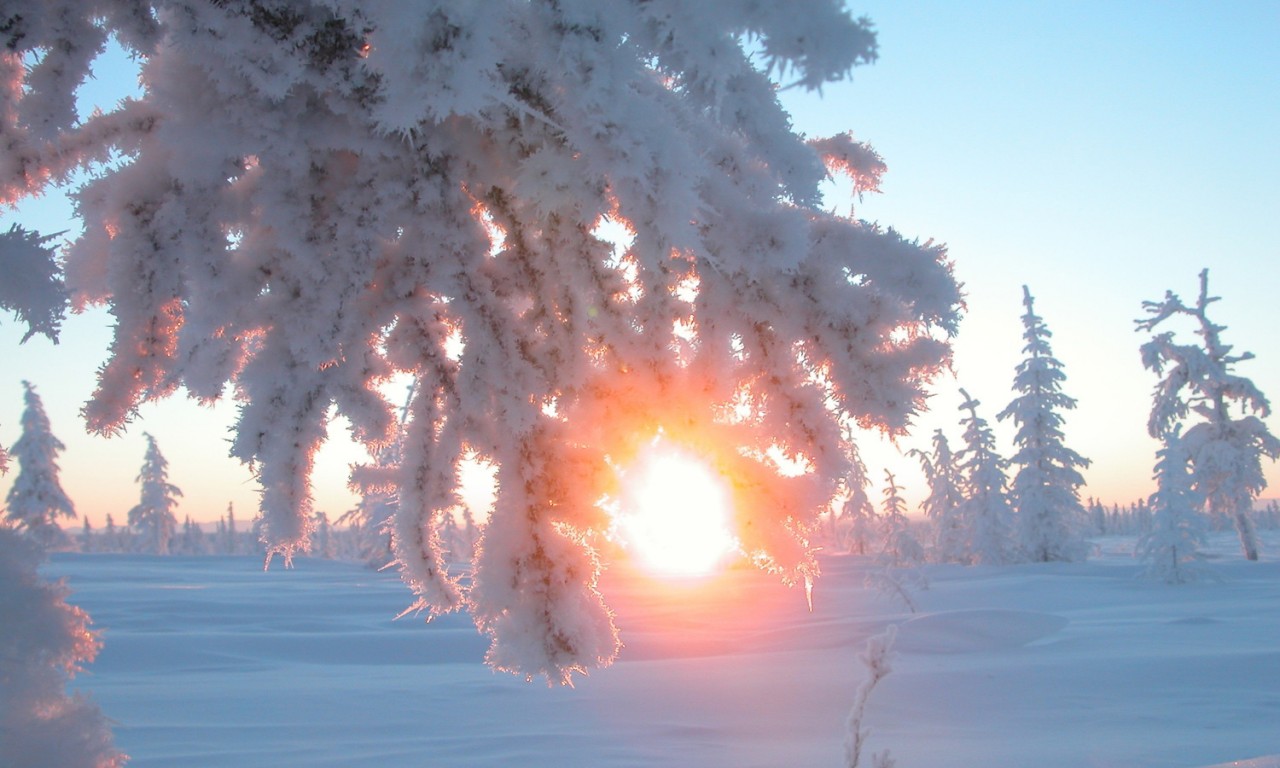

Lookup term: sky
[2,1,1277,527]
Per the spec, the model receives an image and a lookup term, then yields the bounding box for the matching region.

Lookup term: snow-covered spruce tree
[1138,427,1208,583]
[128,432,182,555]
[5,381,77,550]
[343,383,414,567]
[955,390,1017,565]
[878,469,922,566]
[2,2,961,682]
[997,286,1090,562]
[833,444,877,555]
[1137,269,1280,561]
[908,428,965,563]
[178,514,209,555]
[0,528,126,767]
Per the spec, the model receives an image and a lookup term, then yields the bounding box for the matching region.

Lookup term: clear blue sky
[2,1,1277,525]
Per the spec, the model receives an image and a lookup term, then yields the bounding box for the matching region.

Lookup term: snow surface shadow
[894,609,1069,654]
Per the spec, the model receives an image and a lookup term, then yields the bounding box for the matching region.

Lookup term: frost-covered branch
[2,1,962,681]
[844,624,898,768]
[0,224,67,343]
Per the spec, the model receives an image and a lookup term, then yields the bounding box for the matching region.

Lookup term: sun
[613,444,738,577]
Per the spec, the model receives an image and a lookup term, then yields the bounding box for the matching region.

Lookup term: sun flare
[614,446,738,577]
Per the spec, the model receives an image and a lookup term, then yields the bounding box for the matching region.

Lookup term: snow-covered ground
[47,532,1280,768]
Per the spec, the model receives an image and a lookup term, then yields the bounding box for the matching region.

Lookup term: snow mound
[895,609,1068,654]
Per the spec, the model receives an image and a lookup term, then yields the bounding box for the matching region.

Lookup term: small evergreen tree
[955,390,1017,565]
[909,429,966,563]
[79,515,94,553]
[127,433,182,555]
[312,511,336,560]
[4,382,77,550]
[177,515,209,556]
[343,382,413,567]
[1138,428,1208,583]
[1137,269,1280,560]
[878,469,923,566]
[223,503,239,555]
[998,286,1090,562]
[1087,498,1107,536]
[833,443,877,555]
[101,514,122,554]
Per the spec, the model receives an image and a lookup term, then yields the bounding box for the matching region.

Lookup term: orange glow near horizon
[612,444,739,578]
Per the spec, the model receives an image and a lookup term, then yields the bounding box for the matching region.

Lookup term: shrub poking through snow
[844,624,898,768]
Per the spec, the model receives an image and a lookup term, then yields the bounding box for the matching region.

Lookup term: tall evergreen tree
[1137,269,1280,560]
[955,390,1017,565]
[909,429,966,563]
[127,433,182,555]
[997,286,1090,562]
[5,381,76,550]
[1138,427,1208,583]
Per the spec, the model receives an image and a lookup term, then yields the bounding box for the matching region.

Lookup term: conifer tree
[222,503,238,555]
[0,528,125,767]
[909,429,966,563]
[101,514,122,554]
[878,469,922,566]
[997,286,1090,562]
[80,515,94,553]
[312,511,336,560]
[955,390,1016,565]
[1138,427,1208,583]
[0,1,962,681]
[127,433,182,555]
[1137,269,1279,560]
[834,445,878,555]
[5,381,77,550]
[177,515,208,555]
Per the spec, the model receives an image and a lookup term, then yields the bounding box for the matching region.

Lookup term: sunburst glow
[614,446,738,577]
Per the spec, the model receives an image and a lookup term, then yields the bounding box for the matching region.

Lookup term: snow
[44,531,1280,767]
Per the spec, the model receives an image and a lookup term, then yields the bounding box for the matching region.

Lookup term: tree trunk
[1234,509,1259,561]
